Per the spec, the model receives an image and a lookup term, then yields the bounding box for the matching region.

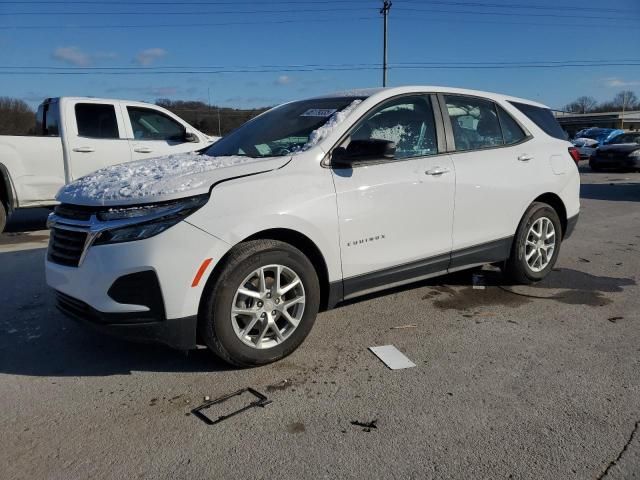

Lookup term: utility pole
[381,0,392,87]
[621,91,628,130]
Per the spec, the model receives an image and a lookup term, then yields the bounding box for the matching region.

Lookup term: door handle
[72,146,95,153]
[518,154,534,162]
[134,147,153,153]
[425,167,450,176]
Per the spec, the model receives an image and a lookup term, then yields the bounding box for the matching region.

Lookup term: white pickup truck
[0,97,217,232]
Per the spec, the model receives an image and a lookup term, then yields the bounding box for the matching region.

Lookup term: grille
[48,227,88,267]
[54,204,95,221]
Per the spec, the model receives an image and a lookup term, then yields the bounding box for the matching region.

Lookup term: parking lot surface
[1,169,638,479]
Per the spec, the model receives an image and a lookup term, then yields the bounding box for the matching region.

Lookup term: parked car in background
[589,132,640,171]
[574,127,624,144]
[0,97,218,232]
[571,137,599,160]
[46,86,579,366]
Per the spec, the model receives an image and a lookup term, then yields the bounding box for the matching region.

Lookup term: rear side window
[35,101,60,136]
[445,95,503,151]
[127,107,185,141]
[496,105,527,145]
[509,101,566,140]
[75,103,119,139]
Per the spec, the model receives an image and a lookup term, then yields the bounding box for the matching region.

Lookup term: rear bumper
[55,290,198,350]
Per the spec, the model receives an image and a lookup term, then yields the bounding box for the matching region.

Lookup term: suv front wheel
[199,239,320,367]
[504,202,562,284]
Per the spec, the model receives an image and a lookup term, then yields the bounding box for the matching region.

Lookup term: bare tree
[563,96,597,114]
[0,97,35,135]
[611,91,638,111]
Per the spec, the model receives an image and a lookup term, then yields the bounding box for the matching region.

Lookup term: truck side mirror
[184,131,199,143]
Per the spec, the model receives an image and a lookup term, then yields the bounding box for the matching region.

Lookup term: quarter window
[509,101,567,140]
[350,95,438,159]
[445,95,503,152]
[496,105,527,145]
[75,103,119,139]
[127,107,185,141]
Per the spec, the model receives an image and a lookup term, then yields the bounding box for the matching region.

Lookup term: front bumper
[46,220,232,349]
[55,291,198,350]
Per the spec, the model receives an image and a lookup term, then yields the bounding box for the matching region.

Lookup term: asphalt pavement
[0,168,638,479]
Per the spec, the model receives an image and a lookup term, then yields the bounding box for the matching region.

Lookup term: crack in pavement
[597,420,640,480]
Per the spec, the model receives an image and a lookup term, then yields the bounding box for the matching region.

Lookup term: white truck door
[64,100,132,180]
[331,94,455,297]
[441,94,538,267]
[124,105,204,161]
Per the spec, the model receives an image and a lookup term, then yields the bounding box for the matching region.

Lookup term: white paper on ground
[369,345,416,370]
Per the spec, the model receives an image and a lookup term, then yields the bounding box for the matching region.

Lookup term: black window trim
[437,93,533,154]
[74,102,122,140]
[126,105,186,142]
[324,92,448,169]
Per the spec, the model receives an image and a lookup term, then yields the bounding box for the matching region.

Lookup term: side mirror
[184,131,199,143]
[332,139,396,167]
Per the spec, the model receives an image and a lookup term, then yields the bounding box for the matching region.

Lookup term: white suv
[46,86,580,366]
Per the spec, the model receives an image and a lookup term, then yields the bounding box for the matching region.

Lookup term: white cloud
[52,46,117,66]
[52,46,91,66]
[603,77,640,88]
[275,75,293,86]
[134,48,167,66]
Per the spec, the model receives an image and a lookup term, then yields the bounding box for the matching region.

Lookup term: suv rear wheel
[199,239,320,367]
[504,202,562,284]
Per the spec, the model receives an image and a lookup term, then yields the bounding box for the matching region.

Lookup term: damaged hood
[56,152,290,207]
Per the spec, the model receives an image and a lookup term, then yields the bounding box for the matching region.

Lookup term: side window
[444,95,503,152]
[350,95,438,159]
[75,103,119,139]
[127,107,185,141]
[496,105,527,145]
[509,101,567,140]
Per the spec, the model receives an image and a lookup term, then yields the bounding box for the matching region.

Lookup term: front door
[65,101,132,180]
[125,106,200,161]
[331,94,455,297]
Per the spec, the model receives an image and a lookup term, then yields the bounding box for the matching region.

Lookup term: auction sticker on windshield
[300,108,337,117]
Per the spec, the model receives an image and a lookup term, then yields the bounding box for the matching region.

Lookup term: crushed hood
[56,152,290,207]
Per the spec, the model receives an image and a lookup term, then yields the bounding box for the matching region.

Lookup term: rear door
[331,94,455,297]
[64,101,132,180]
[441,94,539,268]
[124,105,202,160]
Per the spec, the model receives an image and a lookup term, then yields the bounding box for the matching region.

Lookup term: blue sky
[1,0,639,110]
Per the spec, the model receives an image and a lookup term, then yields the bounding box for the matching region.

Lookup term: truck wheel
[199,239,320,367]
[0,202,6,234]
[503,202,562,284]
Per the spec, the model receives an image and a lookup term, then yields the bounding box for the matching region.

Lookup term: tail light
[568,146,581,164]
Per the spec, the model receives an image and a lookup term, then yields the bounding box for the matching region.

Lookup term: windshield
[608,133,640,144]
[204,96,366,158]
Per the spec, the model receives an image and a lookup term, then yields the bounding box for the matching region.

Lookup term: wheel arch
[0,163,17,212]
[197,228,335,333]
[531,192,567,238]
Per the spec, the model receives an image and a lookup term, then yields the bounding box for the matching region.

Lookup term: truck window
[75,103,120,139]
[127,107,185,141]
[35,101,60,136]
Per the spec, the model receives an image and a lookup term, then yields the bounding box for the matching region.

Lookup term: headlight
[94,194,208,245]
[629,149,640,158]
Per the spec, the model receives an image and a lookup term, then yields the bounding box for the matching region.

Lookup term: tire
[0,202,6,234]
[589,162,601,172]
[199,239,320,367]
[504,202,562,285]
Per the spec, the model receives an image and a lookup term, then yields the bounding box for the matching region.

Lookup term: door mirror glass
[184,131,199,143]
[333,139,396,165]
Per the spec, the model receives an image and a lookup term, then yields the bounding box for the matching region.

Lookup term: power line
[396,7,640,22]
[0,7,378,15]
[1,62,639,76]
